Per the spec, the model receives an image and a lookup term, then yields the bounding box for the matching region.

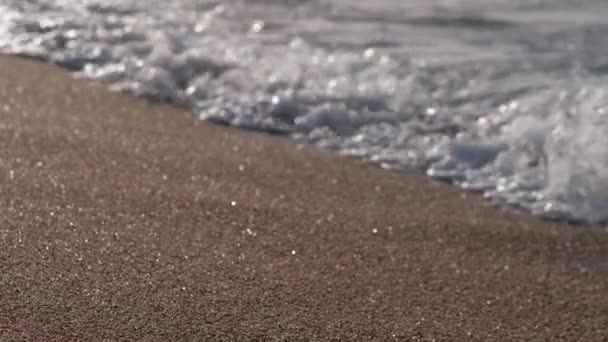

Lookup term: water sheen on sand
[2,0,608,223]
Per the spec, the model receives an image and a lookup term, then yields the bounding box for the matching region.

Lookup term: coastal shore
[0,56,607,341]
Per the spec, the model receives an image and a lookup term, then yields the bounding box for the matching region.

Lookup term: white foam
[2,0,608,223]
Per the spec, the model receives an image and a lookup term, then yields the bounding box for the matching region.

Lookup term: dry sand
[0,56,607,341]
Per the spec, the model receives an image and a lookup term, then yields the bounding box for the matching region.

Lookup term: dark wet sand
[0,56,607,341]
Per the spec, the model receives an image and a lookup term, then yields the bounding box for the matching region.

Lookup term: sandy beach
[0,56,607,341]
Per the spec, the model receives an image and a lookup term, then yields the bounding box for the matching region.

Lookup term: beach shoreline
[0,56,607,341]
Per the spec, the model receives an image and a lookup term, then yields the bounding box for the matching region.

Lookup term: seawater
[2,0,608,224]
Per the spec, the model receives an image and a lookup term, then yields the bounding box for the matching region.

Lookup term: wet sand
[0,56,607,341]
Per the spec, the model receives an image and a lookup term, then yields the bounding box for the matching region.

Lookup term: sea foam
[2,0,608,223]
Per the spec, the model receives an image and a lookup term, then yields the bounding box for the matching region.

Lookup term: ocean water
[1,0,608,224]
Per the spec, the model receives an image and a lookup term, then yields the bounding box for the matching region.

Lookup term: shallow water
[2,0,608,224]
